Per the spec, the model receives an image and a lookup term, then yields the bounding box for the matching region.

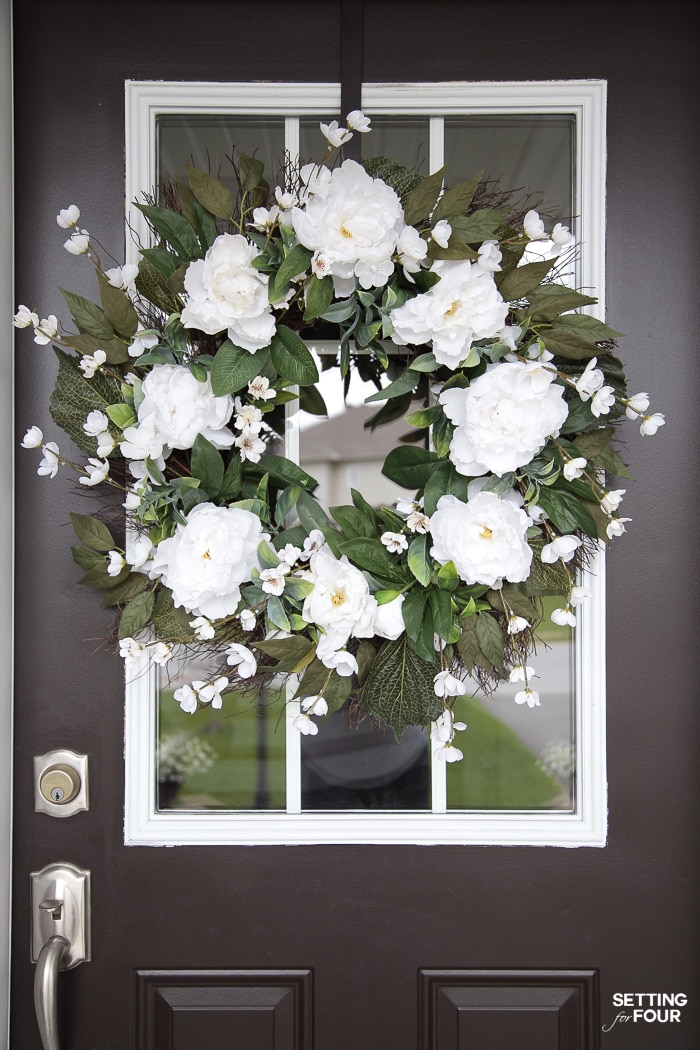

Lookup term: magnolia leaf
[293,657,331,700]
[97,272,139,339]
[475,612,505,676]
[572,427,614,458]
[185,164,233,220]
[432,172,482,222]
[252,454,318,493]
[591,444,635,480]
[253,636,316,673]
[403,166,445,226]
[210,341,269,396]
[118,590,156,640]
[554,313,623,342]
[192,200,218,253]
[274,244,313,294]
[70,545,104,570]
[449,207,511,244]
[135,203,201,262]
[422,460,470,515]
[382,445,439,488]
[303,274,334,321]
[337,538,406,584]
[100,572,150,607]
[266,595,291,633]
[298,383,328,416]
[364,369,420,403]
[330,505,376,539]
[486,584,539,622]
[270,326,319,386]
[190,433,224,499]
[407,534,431,585]
[536,487,599,538]
[106,403,136,430]
[63,332,130,364]
[49,349,124,453]
[430,587,453,641]
[361,635,441,736]
[219,456,242,503]
[436,560,459,591]
[59,288,115,341]
[496,257,556,302]
[70,512,116,552]
[239,153,267,196]
[139,246,181,278]
[321,670,354,715]
[78,562,128,589]
[541,326,603,361]
[427,238,478,262]
[527,284,598,322]
[364,392,413,431]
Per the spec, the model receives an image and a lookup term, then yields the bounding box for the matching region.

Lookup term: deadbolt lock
[34,750,89,818]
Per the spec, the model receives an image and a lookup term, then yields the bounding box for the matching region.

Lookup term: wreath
[15,111,665,758]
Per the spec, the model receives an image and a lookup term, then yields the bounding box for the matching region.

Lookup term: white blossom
[433,669,467,698]
[181,233,276,352]
[317,643,358,677]
[37,442,60,478]
[193,676,229,709]
[570,586,592,605]
[551,223,574,253]
[563,456,587,481]
[551,606,576,627]
[83,409,110,437]
[509,663,535,683]
[381,531,408,553]
[430,491,533,588]
[298,163,332,202]
[56,205,80,228]
[301,694,329,715]
[541,534,581,564]
[372,594,406,641]
[477,239,502,272]
[174,683,198,714]
[440,360,568,477]
[239,608,256,631]
[319,120,353,148]
[150,642,172,667]
[13,305,39,328]
[107,550,126,578]
[434,743,464,763]
[395,224,428,280]
[119,420,166,468]
[606,517,632,538]
[128,329,159,359]
[406,511,430,534]
[277,543,302,567]
[625,392,650,419]
[125,534,153,570]
[433,708,467,742]
[96,431,116,457]
[234,431,266,463]
[33,315,58,345]
[575,358,605,400]
[600,488,625,515]
[226,643,258,678]
[590,385,616,417]
[233,400,263,432]
[300,529,326,561]
[119,636,144,666]
[431,220,452,248]
[507,614,530,635]
[515,687,541,708]
[64,229,90,255]
[79,349,107,378]
[640,412,665,435]
[523,210,547,239]
[105,264,139,289]
[346,109,371,133]
[21,425,43,448]
[189,615,215,640]
[250,205,280,232]
[259,565,290,596]
[248,375,276,401]
[291,712,319,735]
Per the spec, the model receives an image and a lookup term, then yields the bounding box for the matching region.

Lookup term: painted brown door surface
[11,2,699,1048]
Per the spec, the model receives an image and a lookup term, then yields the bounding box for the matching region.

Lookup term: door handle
[30,863,91,1050]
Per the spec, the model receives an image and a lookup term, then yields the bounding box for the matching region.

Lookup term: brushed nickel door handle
[33,935,70,1050]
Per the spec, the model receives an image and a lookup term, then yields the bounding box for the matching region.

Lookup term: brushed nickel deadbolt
[34,751,88,818]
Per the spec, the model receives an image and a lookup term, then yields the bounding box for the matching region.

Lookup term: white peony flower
[541,535,581,564]
[21,425,43,448]
[136,363,234,451]
[373,594,406,641]
[302,544,377,651]
[56,205,80,229]
[226,643,258,678]
[147,502,267,620]
[291,159,404,295]
[429,491,533,588]
[180,233,275,352]
[37,443,60,478]
[13,305,39,328]
[640,412,665,435]
[440,360,568,477]
[390,259,509,369]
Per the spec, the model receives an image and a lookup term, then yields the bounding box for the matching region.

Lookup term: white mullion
[429,115,444,174]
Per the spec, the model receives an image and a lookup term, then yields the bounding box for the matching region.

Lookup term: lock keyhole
[51,787,64,802]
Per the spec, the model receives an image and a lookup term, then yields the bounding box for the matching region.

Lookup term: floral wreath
[15,111,665,761]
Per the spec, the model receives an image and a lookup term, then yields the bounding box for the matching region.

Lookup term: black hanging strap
[340,0,364,161]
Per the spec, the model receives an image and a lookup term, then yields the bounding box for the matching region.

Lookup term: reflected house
[299,402,418,510]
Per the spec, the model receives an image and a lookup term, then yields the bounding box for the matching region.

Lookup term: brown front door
[11,3,698,1049]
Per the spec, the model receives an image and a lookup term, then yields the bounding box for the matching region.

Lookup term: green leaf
[100,572,150,607]
[253,636,316,673]
[59,287,115,341]
[407,534,431,585]
[409,352,439,372]
[422,460,470,516]
[432,172,482,222]
[70,512,116,551]
[303,274,334,321]
[364,369,420,403]
[320,299,357,324]
[405,405,442,428]
[591,444,635,481]
[356,639,377,686]
[448,207,511,243]
[487,584,539,622]
[541,326,602,361]
[382,445,440,489]
[190,433,224,498]
[71,545,104,570]
[429,587,453,640]
[274,244,313,293]
[135,203,201,262]
[239,153,267,196]
[151,587,195,640]
[293,658,331,700]
[523,536,571,597]
[364,392,413,431]
[496,257,556,302]
[220,455,242,503]
[329,505,376,539]
[361,635,441,736]
[63,331,130,364]
[135,256,182,314]
[527,284,598,322]
[554,312,623,342]
[298,383,328,417]
[97,272,139,339]
[475,612,505,676]
[210,341,269,396]
[403,166,445,226]
[270,326,319,386]
[337,539,406,583]
[572,427,614,458]
[106,403,136,430]
[536,487,599,538]
[284,576,314,601]
[118,590,156,640]
[185,164,233,219]
[436,560,459,591]
[252,454,318,493]
[266,595,291,633]
[139,247,182,278]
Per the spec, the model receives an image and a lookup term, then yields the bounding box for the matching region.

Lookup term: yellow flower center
[445,300,461,317]
[339,224,353,239]
[202,549,212,560]
[480,526,493,540]
[330,589,346,607]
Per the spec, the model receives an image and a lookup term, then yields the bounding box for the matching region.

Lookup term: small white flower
[277,543,302,567]
[563,456,587,481]
[433,669,467,698]
[125,534,153,570]
[606,517,632,538]
[21,425,44,448]
[381,531,408,553]
[434,742,464,763]
[233,400,263,432]
[248,375,276,401]
[395,225,428,279]
[79,349,107,378]
[625,392,650,419]
[300,529,326,561]
[541,535,581,564]
[274,187,298,212]
[226,643,257,678]
[551,606,576,627]
[515,687,541,708]
[346,109,371,133]
[259,565,289,596]
[119,636,144,666]
[575,358,605,400]
[523,210,547,240]
[107,550,126,578]
[406,511,430,534]
[13,305,39,328]
[320,120,353,147]
[128,329,159,359]
[64,229,90,255]
[319,647,358,677]
[234,431,266,463]
[96,431,116,457]
[509,663,535,683]
[570,586,593,605]
[590,385,616,417]
[291,712,319,735]
[477,239,502,272]
[174,683,198,714]
[550,223,574,253]
[396,497,421,515]
[83,409,110,437]
[56,205,80,228]
[105,264,139,289]
[79,457,109,487]
[250,205,280,232]
[33,315,58,345]
[193,675,229,709]
[189,615,215,640]
[640,412,665,436]
[507,614,530,635]
[239,608,256,631]
[311,251,333,279]
[150,642,172,667]
[600,488,625,515]
[301,694,329,716]
[527,503,546,524]
[431,220,452,248]
[37,442,60,478]
[434,708,467,743]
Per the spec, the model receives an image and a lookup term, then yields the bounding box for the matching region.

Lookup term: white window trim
[123,79,608,847]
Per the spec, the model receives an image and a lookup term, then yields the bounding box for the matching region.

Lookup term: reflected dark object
[157,776,181,810]
[301,705,430,810]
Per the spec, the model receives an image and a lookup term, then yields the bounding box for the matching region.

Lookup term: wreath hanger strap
[340,0,364,163]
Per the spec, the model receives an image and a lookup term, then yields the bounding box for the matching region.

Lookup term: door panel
[12,2,698,1048]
